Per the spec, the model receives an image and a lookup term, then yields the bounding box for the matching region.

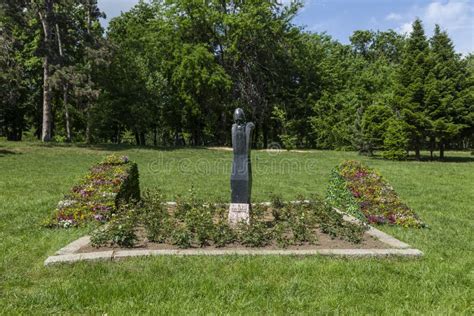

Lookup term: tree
[382,118,409,160]
[425,25,466,159]
[360,104,393,155]
[395,19,431,159]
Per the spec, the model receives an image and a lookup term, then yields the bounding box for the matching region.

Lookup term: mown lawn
[0,140,473,314]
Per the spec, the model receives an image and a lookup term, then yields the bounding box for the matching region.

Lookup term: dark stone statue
[231,108,255,204]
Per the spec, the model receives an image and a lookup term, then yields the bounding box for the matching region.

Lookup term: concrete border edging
[55,236,91,255]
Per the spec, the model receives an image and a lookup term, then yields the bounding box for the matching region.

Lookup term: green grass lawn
[0,140,473,314]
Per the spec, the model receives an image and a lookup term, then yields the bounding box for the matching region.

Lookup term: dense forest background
[1,0,473,159]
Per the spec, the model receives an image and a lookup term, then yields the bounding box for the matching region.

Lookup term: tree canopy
[1,1,472,158]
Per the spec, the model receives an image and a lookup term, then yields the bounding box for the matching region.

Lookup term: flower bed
[327,160,425,228]
[46,155,140,228]
[89,191,370,249]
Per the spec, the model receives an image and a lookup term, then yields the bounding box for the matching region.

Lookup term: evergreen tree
[426,25,466,159]
[382,118,409,160]
[395,19,430,160]
[360,104,393,155]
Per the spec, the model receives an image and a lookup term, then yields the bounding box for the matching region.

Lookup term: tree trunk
[84,1,93,144]
[440,141,445,159]
[263,123,268,149]
[56,22,71,142]
[63,84,71,142]
[414,139,421,160]
[140,132,146,146]
[254,123,259,149]
[134,131,140,145]
[41,51,52,141]
[39,1,54,142]
[153,127,158,146]
[115,126,120,144]
[85,109,92,143]
[429,137,434,160]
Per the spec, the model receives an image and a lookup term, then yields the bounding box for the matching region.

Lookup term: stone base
[228,203,250,225]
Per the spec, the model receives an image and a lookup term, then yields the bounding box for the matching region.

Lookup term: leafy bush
[382,118,409,160]
[280,134,298,151]
[327,160,425,228]
[212,220,237,247]
[91,205,139,248]
[90,190,368,249]
[238,221,272,247]
[272,195,364,244]
[140,189,169,242]
[46,154,140,228]
[170,224,192,249]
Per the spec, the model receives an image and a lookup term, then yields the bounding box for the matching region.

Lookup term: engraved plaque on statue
[228,203,250,225]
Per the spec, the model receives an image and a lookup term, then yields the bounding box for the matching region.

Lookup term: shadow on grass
[0,149,19,157]
[32,142,212,152]
[370,153,474,163]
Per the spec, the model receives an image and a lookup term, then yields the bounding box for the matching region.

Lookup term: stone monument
[229,108,255,225]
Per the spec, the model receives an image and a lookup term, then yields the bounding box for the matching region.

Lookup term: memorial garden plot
[44,154,424,264]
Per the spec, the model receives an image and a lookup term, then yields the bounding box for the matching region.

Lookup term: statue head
[233,108,246,125]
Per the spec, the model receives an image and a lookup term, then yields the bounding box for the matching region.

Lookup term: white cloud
[424,1,471,31]
[385,13,402,21]
[390,0,474,54]
[399,22,413,34]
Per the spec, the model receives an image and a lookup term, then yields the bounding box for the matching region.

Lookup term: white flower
[57,200,77,209]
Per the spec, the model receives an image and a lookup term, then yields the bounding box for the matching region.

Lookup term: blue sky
[98,0,473,54]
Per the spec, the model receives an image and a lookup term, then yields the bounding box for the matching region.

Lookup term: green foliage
[360,105,393,154]
[89,189,367,249]
[238,221,272,248]
[327,170,366,221]
[1,0,472,156]
[272,106,298,150]
[212,220,237,248]
[46,154,140,227]
[271,197,317,244]
[140,189,168,242]
[120,130,135,145]
[91,206,139,248]
[170,225,193,249]
[329,160,425,228]
[382,118,409,160]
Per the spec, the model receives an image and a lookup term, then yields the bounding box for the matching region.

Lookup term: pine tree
[382,118,409,160]
[426,25,465,159]
[395,19,430,160]
[360,104,393,155]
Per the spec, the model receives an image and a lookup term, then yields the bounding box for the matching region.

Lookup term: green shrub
[90,206,139,248]
[280,134,298,151]
[140,189,169,242]
[170,225,192,249]
[90,190,368,249]
[382,118,409,160]
[238,221,272,247]
[90,227,110,248]
[184,206,214,247]
[212,221,237,247]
